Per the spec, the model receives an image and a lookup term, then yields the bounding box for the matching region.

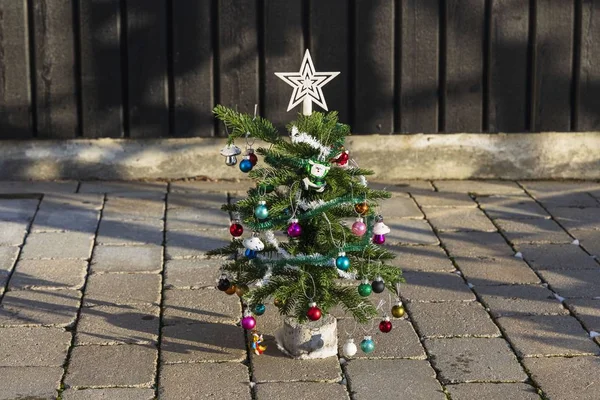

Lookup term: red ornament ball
[229,222,244,237]
[379,318,393,333]
[306,304,322,321]
[248,152,258,166]
[335,151,350,165]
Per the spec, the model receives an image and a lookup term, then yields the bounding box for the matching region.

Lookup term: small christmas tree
[209,50,404,358]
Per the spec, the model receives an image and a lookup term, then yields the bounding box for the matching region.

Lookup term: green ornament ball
[360,336,375,353]
[254,203,269,219]
[253,303,266,316]
[358,282,372,297]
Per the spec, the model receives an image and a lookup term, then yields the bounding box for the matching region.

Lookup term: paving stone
[31,208,100,233]
[0,181,78,194]
[413,192,477,207]
[0,366,63,400]
[477,285,568,317]
[170,180,253,193]
[91,245,163,273]
[564,299,600,333]
[424,207,497,232]
[0,220,28,246]
[256,382,350,400]
[79,181,167,194]
[424,338,527,384]
[521,181,600,207]
[477,195,549,219]
[166,229,231,259]
[9,259,87,290]
[0,289,81,327]
[161,322,246,363]
[65,344,157,388]
[164,258,223,289]
[345,359,446,400]
[447,383,541,400]
[84,274,161,305]
[0,327,70,366]
[96,218,164,245]
[76,304,160,345]
[102,196,165,220]
[547,206,600,230]
[251,339,342,383]
[62,388,156,400]
[386,245,455,272]
[524,356,600,400]
[537,269,600,298]
[166,207,230,231]
[454,256,540,286]
[0,198,40,221]
[159,362,251,399]
[498,314,599,357]
[434,180,524,195]
[516,243,600,270]
[0,246,19,274]
[337,318,426,359]
[399,271,475,302]
[369,180,435,195]
[39,193,104,211]
[378,196,423,218]
[167,191,227,210]
[407,302,500,338]
[21,231,95,259]
[439,231,514,258]
[382,219,439,245]
[163,288,241,325]
[572,230,600,257]
[495,218,572,244]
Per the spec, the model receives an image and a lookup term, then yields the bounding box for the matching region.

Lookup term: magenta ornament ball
[373,234,385,244]
[352,220,367,236]
[241,315,256,330]
[287,222,302,237]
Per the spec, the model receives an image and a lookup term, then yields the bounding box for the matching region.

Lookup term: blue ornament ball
[254,204,269,220]
[253,303,266,316]
[335,255,351,271]
[360,336,375,353]
[239,159,253,173]
[245,249,257,259]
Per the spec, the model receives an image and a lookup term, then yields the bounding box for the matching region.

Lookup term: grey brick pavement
[0,179,597,399]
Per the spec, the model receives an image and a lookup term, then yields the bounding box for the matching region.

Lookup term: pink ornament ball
[373,234,385,244]
[241,315,256,330]
[352,219,367,236]
[287,222,302,237]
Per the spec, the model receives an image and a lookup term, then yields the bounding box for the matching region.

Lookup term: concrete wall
[0,133,598,181]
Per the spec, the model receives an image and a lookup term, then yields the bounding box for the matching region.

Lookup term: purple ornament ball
[373,234,385,244]
[287,222,302,238]
[241,315,256,330]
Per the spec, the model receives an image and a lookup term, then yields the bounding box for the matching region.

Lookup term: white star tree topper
[275,49,340,116]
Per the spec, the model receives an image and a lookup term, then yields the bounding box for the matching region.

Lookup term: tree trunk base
[275,315,338,359]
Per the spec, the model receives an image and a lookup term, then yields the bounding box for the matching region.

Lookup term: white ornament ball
[342,339,358,357]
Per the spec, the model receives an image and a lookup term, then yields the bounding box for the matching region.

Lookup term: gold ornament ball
[354,202,369,215]
[225,284,237,295]
[391,304,405,318]
[236,284,249,297]
[274,298,284,307]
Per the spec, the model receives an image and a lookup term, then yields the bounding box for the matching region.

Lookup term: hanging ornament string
[288,181,301,219]
[343,318,358,338]
[301,271,317,302]
[322,212,346,251]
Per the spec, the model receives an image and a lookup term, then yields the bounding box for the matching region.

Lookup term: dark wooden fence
[0,0,598,139]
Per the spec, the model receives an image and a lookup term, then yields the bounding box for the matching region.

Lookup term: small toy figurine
[302,159,331,192]
[252,330,267,355]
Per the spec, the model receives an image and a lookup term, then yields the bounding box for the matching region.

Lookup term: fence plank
[0,1,31,139]
[445,0,485,132]
[79,0,122,138]
[399,0,439,133]
[354,0,394,133]
[33,0,78,138]
[489,0,529,132]
[578,0,600,131]
[533,0,574,131]
[218,0,258,134]
[310,0,349,124]
[172,0,213,137]
[264,0,304,130]
[127,0,168,138]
